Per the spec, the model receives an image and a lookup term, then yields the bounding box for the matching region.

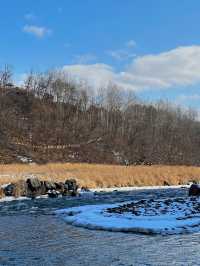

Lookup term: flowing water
[0,187,199,266]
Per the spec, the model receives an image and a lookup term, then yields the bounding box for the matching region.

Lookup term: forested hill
[0,70,200,165]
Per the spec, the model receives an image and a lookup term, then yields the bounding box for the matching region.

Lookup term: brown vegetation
[0,66,200,166]
[0,163,199,188]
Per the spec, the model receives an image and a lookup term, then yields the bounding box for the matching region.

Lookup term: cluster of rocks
[106,196,200,217]
[0,177,78,199]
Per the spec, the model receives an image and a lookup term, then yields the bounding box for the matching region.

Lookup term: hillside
[0,70,200,165]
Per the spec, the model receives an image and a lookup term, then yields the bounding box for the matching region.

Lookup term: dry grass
[0,163,199,188]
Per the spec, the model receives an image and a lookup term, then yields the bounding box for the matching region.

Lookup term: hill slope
[0,81,200,165]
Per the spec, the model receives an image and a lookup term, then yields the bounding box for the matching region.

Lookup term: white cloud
[63,45,200,91]
[128,45,200,89]
[23,25,52,38]
[62,64,115,89]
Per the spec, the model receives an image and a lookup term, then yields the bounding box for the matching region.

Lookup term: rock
[26,178,43,197]
[189,184,200,196]
[163,181,170,186]
[1,178,79,199]
[62,189,72,196]
[3,181,28,197]
[12,180,28,197]
[26,178,41,191]
[4,183,15,196]
[63,179,78,196]
[55,182,65,193]
[44,181,56,191]
[65,179,78,191]
[40,181,48,195]
[48,190,60,198]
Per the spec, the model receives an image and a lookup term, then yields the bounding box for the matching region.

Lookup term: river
[0,187,199,266]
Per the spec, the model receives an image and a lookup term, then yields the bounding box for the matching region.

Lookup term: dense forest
[0,65,200,165]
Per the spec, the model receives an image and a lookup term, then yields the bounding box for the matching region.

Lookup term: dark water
[0,187,199,266]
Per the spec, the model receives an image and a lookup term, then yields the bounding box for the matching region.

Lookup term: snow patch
[17,155,33,163]
[55,198,200,235]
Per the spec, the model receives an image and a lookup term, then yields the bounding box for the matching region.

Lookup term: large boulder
[189,184,200,196]
[26,178,41,191]
[65,179,78,191]
[4,181,29,197]
[63,179,78,196]
[26,178,43,197]
[4,183,15,196]
[12,180,28,197]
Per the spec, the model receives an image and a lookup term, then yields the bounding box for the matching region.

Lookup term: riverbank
[0,163,199,189]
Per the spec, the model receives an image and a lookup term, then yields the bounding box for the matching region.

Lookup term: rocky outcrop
[2,178,79,199]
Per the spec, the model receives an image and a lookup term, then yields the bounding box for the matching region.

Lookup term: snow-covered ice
[89,184,189,193]
[55,197,200,235]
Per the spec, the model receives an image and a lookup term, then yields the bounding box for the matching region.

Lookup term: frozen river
[0,187,199,266]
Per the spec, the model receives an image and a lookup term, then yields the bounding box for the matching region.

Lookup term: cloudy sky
[1,0,200,108]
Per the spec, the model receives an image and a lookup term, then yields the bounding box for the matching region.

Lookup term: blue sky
[1,0,200,109]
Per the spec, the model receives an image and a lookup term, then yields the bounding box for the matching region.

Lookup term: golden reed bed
[0,163,199,188]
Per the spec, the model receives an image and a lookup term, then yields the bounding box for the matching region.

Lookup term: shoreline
[0,184,189,202]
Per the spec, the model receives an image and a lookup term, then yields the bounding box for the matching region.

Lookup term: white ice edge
[88,184,189,193]
[55,199,200,235]
[0,196,30,203]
